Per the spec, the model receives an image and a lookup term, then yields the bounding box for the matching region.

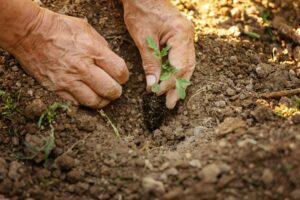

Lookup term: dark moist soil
[1,0,300,200]
[142,93,167,132]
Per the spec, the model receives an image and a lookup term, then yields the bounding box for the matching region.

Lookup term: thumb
[139,41,161,90]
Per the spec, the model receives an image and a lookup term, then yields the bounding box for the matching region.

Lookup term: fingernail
[146,75,156,86]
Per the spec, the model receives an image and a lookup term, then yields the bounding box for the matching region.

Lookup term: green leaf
[178,79,191,86]
[160,46,171,57]
[146,36,160,58]
[243,31,261,39]
[44,133,55,161]
[151,83,160,93]
[177,87,186,99]
[261,10,271,22]
[37,113,45,128]
[160,73,171,81]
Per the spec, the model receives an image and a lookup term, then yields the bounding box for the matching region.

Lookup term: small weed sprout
[146,36,191,99]
[17,102,68,164]
[0,90,14,119]
[38,102,69,127]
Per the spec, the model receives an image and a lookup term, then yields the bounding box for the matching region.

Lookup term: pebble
[67,169,85,183]
[226,88,236,96]
[262,169,274,186]
[55,154,76,171]
[200,163,222,183]
[8,161,22,180]
[293,46,300,62]
[24,99,47,120]
[189,159,202,168]
[165,167,178,176]
[291,113,300,124]
[76,114,97,132]
[142,176,165,194]
[215,100,226,108]
[255,63,273,78]
[36,169,51,181]
[291,189,300,200]
[11,65,19,72]
[0,158,8,180]
[215,117,247,136]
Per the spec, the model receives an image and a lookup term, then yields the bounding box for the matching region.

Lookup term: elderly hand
[122,0,195,109]
[4,7,129,108]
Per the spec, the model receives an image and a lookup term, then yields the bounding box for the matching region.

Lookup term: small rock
[200,163,222,183]
[226,88,236,96]
[262,169,274,186]
[292,113,300,124]
[255,63,273,78]
[55,154,76,171]
[0,65,5,74]
[291,189,300,200]
[8,161,23,180]
[165,167,178,176]
[229,56,238,64]
[0,178,13,194]
[0,158,8,179]
[215,117,247,136]
[36,168,51,181]
[294,46,300,62]
[75,182,90,194]
[251,106,275,122]
[163,187,183,200]
[11,65,19,72]
[67,169,85,183]
[189,159,201,168]
[215,100,226,108]
[76,114,97,132]
[142,176,165,194]
[24,99,47,120]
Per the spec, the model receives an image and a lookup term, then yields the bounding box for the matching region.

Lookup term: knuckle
[170,18,194,34]
[106,83,122,100]
[116,59,129,84]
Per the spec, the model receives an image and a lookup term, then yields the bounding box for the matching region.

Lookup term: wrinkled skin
[123,0,196,109]
[1,0,195,109]
[6,8,129,108]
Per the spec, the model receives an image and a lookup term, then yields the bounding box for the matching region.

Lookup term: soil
[1,0,300,199]
[142,93,167,132]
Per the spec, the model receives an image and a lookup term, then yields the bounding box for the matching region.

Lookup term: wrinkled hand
[123,0,195,109]
[7,8,129,108]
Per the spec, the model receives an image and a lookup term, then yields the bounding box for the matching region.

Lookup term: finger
[68,81,110,109]
[167,34,195,79]
[95,48,129,85]
[82,64,123,101]
[166,89,180,109]
[56,91,78,105]
[138,36,161,91]
[156,34,195,96]
[157,77,175,96]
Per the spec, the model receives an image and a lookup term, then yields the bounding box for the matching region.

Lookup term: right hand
[7,8,129,108]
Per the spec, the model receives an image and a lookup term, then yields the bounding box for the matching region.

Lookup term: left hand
[122,0,196,109]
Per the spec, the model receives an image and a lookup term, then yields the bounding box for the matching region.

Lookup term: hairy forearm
[0,0,41,49]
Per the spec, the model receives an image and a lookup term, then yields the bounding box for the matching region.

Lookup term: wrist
[0,0,42,50]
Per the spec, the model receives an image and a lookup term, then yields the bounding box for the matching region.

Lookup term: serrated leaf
[160,73,171,81]
[160,46,171,57]
[151,83,160,93]
[146,36,160,58]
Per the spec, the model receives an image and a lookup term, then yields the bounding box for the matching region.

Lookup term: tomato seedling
[146,36,191,99]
